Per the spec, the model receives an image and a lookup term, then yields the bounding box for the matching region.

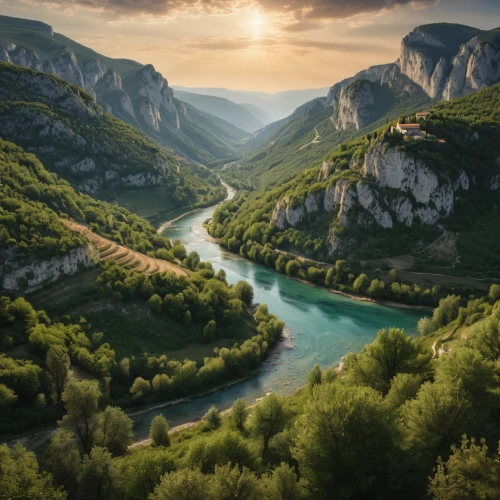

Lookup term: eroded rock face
[0,246,91,292]
[356,182,393,229]
[334,80,375,131]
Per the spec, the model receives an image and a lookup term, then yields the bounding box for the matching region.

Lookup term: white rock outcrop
[1,246,91,292]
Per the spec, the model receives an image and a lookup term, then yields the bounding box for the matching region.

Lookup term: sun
[249,11,267,39]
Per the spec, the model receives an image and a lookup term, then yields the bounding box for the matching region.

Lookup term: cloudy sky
[1,0,499,92]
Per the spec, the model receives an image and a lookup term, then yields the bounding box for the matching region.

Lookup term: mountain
[0,62,223,209]
[222,23,500,190]
[0,14,249,164]
[174,90,266,132]
[172,85,330,122]
[209,83,500,278]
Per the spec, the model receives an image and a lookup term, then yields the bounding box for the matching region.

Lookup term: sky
[1,0,499,93]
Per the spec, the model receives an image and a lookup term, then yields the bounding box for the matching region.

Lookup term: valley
[1,10,500,500]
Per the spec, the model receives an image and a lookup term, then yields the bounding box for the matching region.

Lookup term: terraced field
[62,220,188,277]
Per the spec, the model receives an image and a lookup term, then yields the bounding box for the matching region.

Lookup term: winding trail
[299,127,321,151]
[62,219,188,277]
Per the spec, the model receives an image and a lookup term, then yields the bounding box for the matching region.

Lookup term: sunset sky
[1,0,499,92]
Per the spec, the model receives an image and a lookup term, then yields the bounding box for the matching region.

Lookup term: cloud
[23,0,439,20]
[187,35,394,54]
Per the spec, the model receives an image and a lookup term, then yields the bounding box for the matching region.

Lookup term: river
[130,189,423,439]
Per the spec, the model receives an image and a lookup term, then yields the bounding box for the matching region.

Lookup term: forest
[2,285,500,499]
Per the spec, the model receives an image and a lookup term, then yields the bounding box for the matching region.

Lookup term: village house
[391,122,426,138]
[416,111,431,120]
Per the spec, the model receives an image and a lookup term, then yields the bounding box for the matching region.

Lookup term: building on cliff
[416,111,431,120]
[391,123,426,138]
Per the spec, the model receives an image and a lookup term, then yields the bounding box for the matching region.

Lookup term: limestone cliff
[0,63,176,194]
[271,141,472,256]
[0,246,92,292]
[327,24,500,133]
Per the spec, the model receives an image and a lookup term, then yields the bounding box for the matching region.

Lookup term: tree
[204,406,221,430]
[203,320,217,343]
[130,377,151,402]
[150,469,210,500]
[433,295,461,327]
[150,415,170,447]
[148,294,163,315]
[44,430,81,496]
[251,394,289,458]
[185,251,200,271]
[345,328,431,394]
[418,316,436,336]
[120,447,176,500]
[307,364,322,392]
[230,398,248,431]
[429,436,500,500]
[263,463,304,500]
[353,273,369,294]
[0,443,66,500]
[61,379,101,454]
[79,447,121,500]
[285,260,301,277]
[388,268,399,283]
[210,464,262,499]
[94,406,133,455]
[469,310,500,360]
[489,284,500,303]
[234,281,254,306]
[385,373,423,410]
[293,383,398,499]
[46,347,70,412]
[0,383,17,410]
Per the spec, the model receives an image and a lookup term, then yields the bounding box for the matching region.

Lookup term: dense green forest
[2,285,500,499]
[209,83,500,281]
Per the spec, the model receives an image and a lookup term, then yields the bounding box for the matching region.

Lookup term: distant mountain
[222,23,500,190]
[172,86,330,122]
[0,14,248,164]
[174,90,266,132]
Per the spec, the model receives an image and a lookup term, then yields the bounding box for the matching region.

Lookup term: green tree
[0,383,17,410]
[79,447,121,500]
[150,469,210,500]
[185,251,200,271]
[203,320,217,343]
[307,364,322,393]
[150,415,170,447]
[230,398,248,431]
[429,436,500,500]
[234,281,254,306]
[61,379,101,454]
[385,373,423,410]
[44,429,81,496]
[263,463,304,500]
[489,284,500,303]
[251,394,289,458]
[285,260,301,277]
[0,443,65,500]
[94,406,133,455]
[204,406,221,430]
[209,464,262,500]
[120,447,176,500]
[353,273,369,294]
[46,347,70,412]
[433,295,461,327]
[344,328,431,394]
[418,316,436,336]
[148,294,163,315]
[293,383,398,499]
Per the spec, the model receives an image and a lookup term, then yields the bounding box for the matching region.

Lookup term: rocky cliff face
[327,24,500,132]
[333,80,376,131]
[0,26,181,134]
[0,64,175,194]
[0,246,92,292]
[271,141,472,255]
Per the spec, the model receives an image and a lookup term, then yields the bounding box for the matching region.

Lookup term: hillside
[0,62,224,210]
[209,83,500,280]
[174,90,266,132]
[0,14,248,164]
[222,22,500,190]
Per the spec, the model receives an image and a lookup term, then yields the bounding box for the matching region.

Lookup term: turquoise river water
[130,198,423,439]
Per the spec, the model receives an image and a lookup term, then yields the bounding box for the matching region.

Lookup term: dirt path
[299,127,321,151]
[62,220,187,277]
